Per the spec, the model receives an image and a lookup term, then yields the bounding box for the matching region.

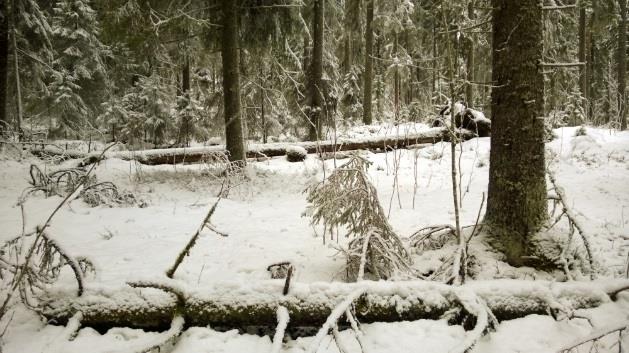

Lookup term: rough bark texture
[619,0,627,130]
[32,127,469,166]
[40,279,629,331]
[220,0,246,162]
[486,0,548,266]
[362,0,374,125]
[307,0,324,141]
[0,0,8,133]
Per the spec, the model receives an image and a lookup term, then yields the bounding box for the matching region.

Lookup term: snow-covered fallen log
[40,279,629,331]
[31,127,475,166]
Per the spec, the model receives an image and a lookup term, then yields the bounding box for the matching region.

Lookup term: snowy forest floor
[1,125,629,352]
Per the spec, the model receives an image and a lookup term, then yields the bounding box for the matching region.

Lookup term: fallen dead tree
[31,127,476,166]
[40,278,629,331]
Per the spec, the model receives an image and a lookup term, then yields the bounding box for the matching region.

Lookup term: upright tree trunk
[578,6,588,122]
[486,0,547,266]
[362,0,374,125]
[307,0,324,141]
[259,70,267,144]
[587,6,595,121]
[394,33,400,120]
[181,54,191,146]
[220,0,246,162]
[465,38,475,107]
[432,23,438,97]
[11,27,22,139]
[618,0,627,130]
[0,0,8,134]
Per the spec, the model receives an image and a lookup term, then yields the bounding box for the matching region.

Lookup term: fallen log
[31,127,476,166]
[40,279,629,332]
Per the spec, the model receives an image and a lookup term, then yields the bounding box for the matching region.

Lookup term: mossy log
[40,279,629,331]
[31,127,476,166]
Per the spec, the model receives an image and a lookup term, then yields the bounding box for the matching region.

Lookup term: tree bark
[0,0,8,134]
[308,0,324,141]
[362,0,374,125]
[486,0,548,266]
[33,127,474,166]
[41,279,629,331]
[578,5,587,121]
[465,38,475,107]
[618,0,627,130]
[181,54,191,146]
[220,0,246,162]
[11,26,22,139]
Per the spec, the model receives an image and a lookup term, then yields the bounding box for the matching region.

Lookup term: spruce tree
[50,0,109,136]
[485,0,548,266]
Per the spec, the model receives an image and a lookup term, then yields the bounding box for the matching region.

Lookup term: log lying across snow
[40,279,629,331]
[31,127,476,166]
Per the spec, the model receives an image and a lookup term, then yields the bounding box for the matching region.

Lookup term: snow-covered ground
[1,126,628,352]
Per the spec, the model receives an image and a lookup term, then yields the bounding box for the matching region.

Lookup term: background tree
[220,0,246,162]
[362,0,375,125]
[307,0,324,141]
[0,0,7,133]
[618,0,627,130]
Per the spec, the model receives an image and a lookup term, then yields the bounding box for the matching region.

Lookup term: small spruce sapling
[304,154,413,281]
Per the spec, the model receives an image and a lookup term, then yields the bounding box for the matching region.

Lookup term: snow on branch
[556,322,628,353]
[271,306,290,353]
[39,279,629,331]
[304,154,414,281]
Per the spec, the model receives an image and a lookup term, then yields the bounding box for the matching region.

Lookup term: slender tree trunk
[587,8,595,121]
[308,0,324,141]
[362,0,374,125]
[578,6,588,122]
[486,0,547,266]
[432,23,438,97]
[11,27,22,140]
[376,30,383,115]
[0,0,8,134]
[220,0,246,162]
[618,0,627,130]
[394,33,400,120]
[260,70,267,144]
[182,54,191,146]
[465,38,475,107]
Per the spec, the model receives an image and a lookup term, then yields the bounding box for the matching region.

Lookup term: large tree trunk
[485,0,547,266]
[362,0,374,125]
[41,279,629,331]
[307,0,324,141]
[618,0,627,130]
[220,0,246,162]
[0,0,8,134]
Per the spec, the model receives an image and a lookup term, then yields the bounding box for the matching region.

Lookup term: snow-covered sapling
[304,154,413,281]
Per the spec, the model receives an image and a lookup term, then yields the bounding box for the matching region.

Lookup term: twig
[345,308,368,353]
[165,181,228,278]
[0,143,116,318]
[283,265,293,295]
[306,288,366,353]
[547,169,596,278]
[556,322,628,353]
